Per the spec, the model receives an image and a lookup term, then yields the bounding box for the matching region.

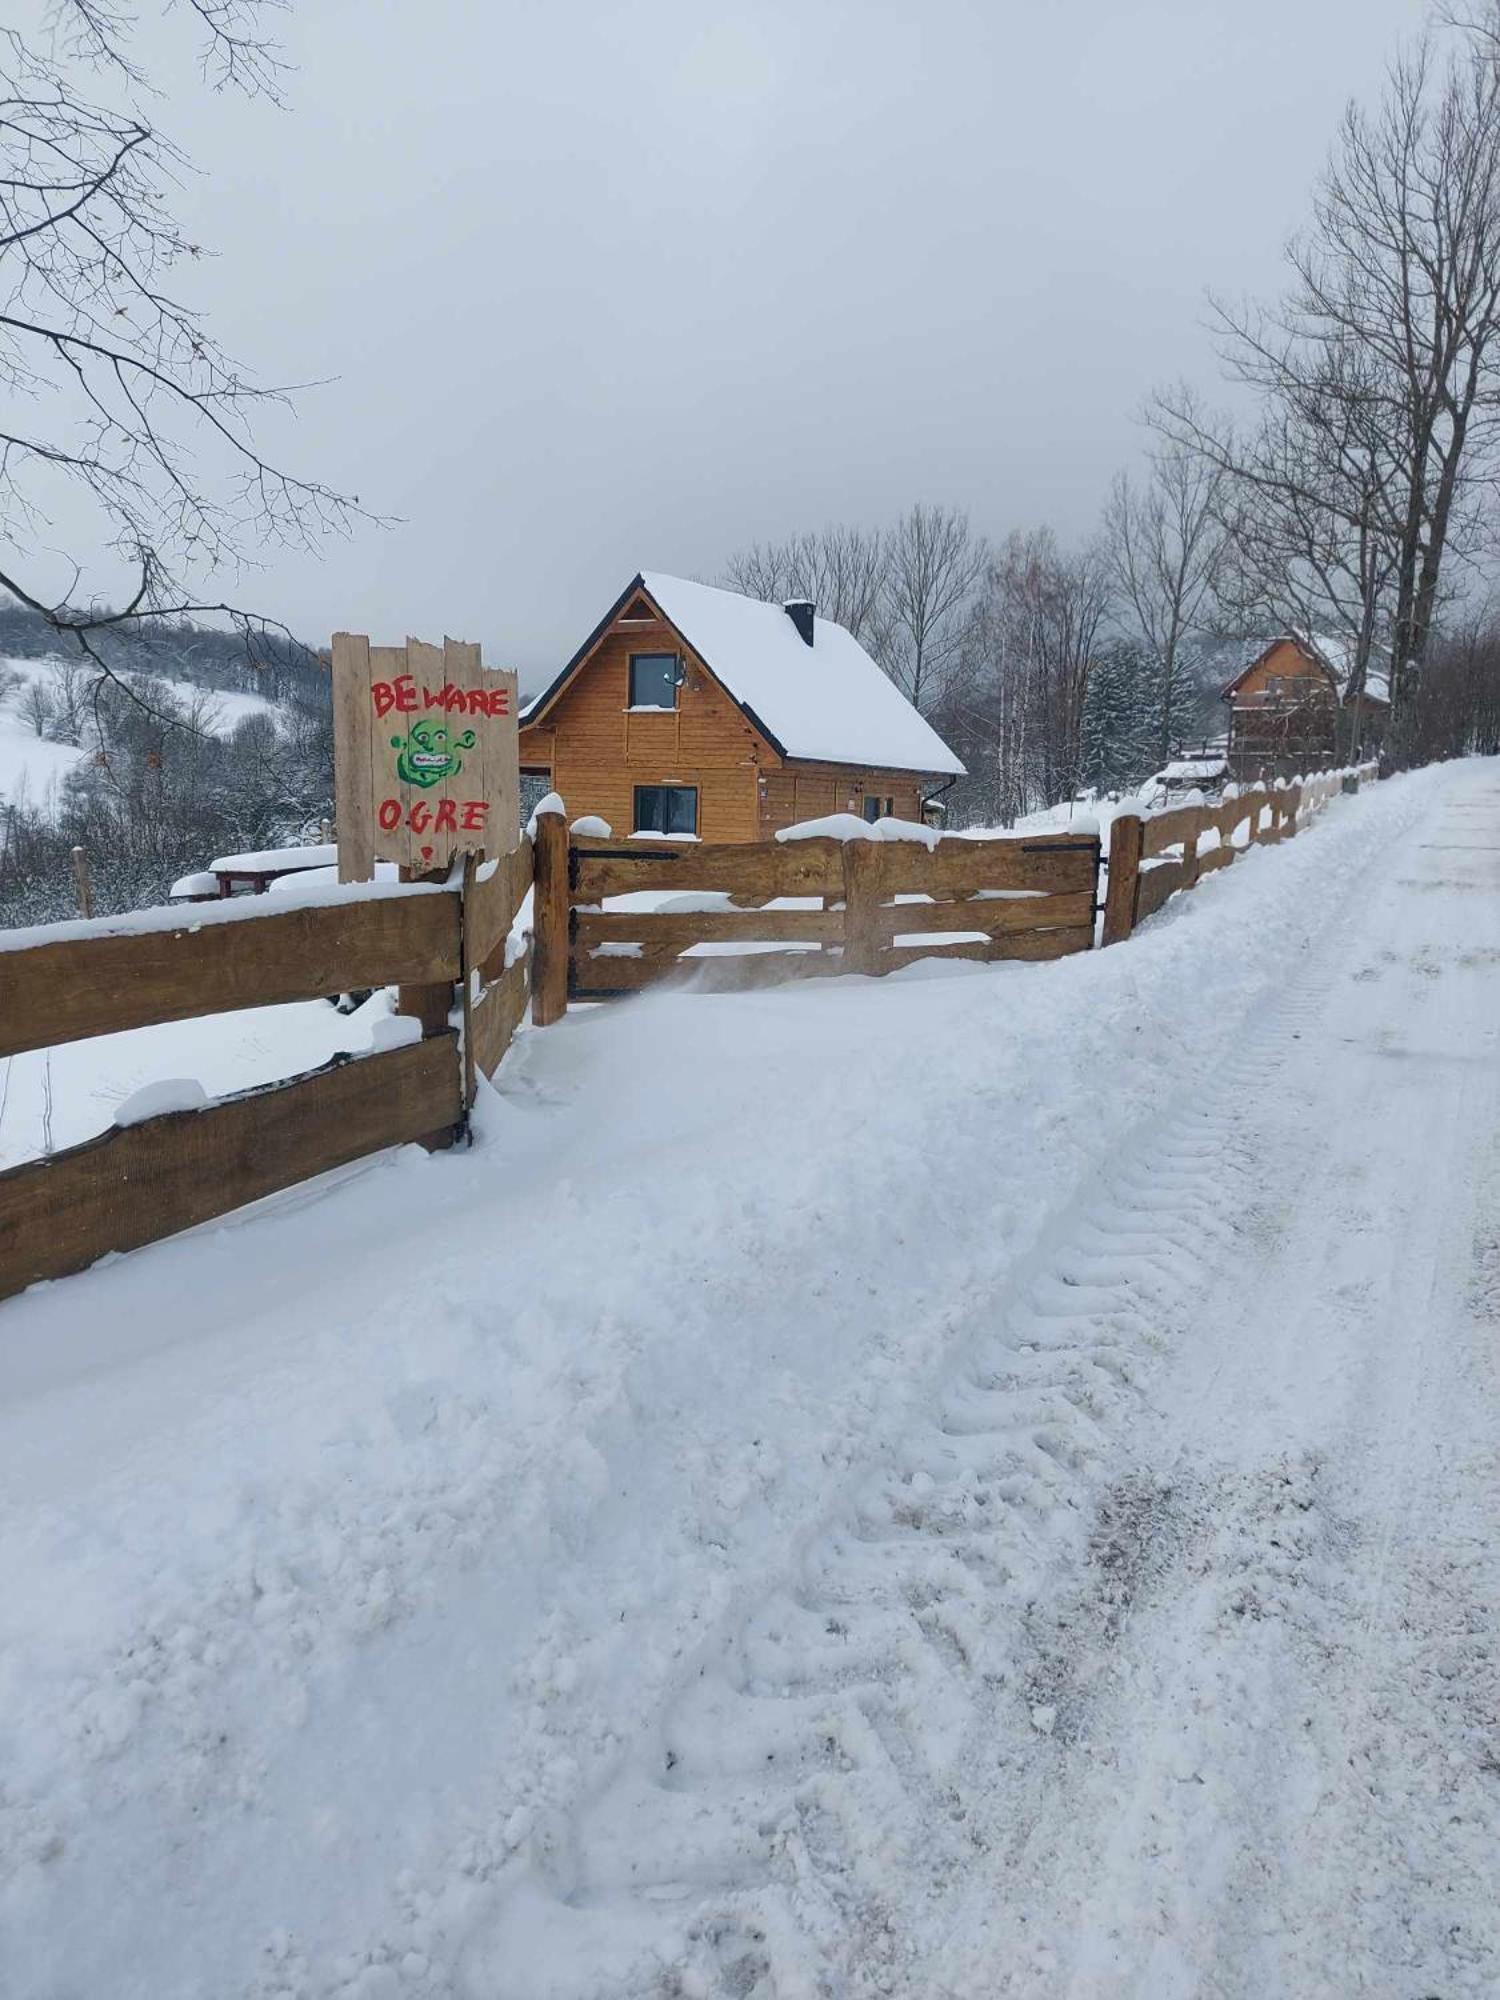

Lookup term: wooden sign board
[331,634,520,881]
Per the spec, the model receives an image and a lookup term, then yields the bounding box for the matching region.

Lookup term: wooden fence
[0,839,534,1301]
[1102,762,1378,945]
[526,812,1102,1015]
[0,759,1379,1305]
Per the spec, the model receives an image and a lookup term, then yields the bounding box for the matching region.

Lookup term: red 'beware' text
[371,675,511,719]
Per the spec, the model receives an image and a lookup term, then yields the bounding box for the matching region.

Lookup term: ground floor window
[634,784,698,836]
[862,794,894,823]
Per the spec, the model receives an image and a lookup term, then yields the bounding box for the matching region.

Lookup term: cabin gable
[519,572,959,841]
[520,593,777,842]
[1222,634,1385,780]
[1222,637,1338,707]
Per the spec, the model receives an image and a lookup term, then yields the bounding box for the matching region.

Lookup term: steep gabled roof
[522,571,965,778]
[1220,633,1391,707]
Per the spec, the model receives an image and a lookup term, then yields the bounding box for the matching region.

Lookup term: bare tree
[1,1,364,689]
[1157,333,1406,756]
[19,677,53,737]
[1103,425,1226,757]
[946,528,1111,819]
[880,503,988,714]
[720,525,889,643]
[1172,32,1500,745]
[720,507,987,715]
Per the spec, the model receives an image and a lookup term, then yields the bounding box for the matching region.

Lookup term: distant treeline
[0,602,331,713]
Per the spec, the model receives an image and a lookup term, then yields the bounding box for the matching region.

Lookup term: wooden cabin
[518,572,964,840]
[1222,635,1390,781]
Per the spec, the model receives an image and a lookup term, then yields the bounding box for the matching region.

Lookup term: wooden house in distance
[1221,634,1390,781]
[518,572,964,840]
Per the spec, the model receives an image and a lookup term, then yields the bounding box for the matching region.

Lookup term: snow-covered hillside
[0,760,1497,1998]
[0,655,280,810]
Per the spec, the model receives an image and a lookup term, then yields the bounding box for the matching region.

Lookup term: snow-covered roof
[1157,757,1228,783]
[526,573,964,777]
[209,842,337,875]
[640,573,963,774]
[169,871,220,899]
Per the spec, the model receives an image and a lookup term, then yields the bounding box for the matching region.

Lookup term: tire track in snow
[456,939,1360,1999]
[934,773,1500,1999]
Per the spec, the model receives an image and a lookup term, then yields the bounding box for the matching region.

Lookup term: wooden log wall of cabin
[525,612,769,841]
[761,766,925,835]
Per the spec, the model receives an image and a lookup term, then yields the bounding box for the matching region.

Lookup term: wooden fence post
[530,806,570,1025]
[458,851,478,1121]
[1101,812,1142,946]
[395,863,463,1150]
[1182,810,1203,889]
[841,837,884,976]
[71,844,93,920]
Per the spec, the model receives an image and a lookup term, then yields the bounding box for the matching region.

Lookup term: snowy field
[0,759,1497,1997]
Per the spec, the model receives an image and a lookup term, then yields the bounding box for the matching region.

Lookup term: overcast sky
[117,0,1433,677]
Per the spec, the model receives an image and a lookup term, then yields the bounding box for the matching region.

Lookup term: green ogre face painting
[391,717,477,788]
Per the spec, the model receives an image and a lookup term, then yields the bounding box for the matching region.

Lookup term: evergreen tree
[1081,638,1158,792]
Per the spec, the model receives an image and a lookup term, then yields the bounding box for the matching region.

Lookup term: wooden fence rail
[557,820,1102,1000]
[0,838,535,1303]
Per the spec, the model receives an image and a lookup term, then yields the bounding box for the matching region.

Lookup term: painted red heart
[420,845,434,863]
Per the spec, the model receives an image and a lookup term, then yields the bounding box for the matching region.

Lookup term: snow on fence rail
[0,839,534,1301]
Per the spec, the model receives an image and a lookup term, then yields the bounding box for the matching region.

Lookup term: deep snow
[0,760,1496,1999]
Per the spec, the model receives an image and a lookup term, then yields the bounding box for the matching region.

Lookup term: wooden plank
[680,952,843,993]
[0,891,462,1060]
[881,925,1094,970]
[1141,805,1209,860]
[468,834,534,979]
[1135,860,1186,921]
[1195,844,1236,876]
[842,839,883,975]
[374,643,414,870]
[575,907,843,948]
[1101,811,1143,946]
[472,953,529,1078]
[571,948,837,996]
[458,851,477,1115]
[879,889,1096,938]
[404,637,450,870]
[531,808,571,1025]
[0,1036,462,1303]
[572,838,845,903]
[870,839,1098,897]
[1213,796,1255,845]
[332,632,375,882]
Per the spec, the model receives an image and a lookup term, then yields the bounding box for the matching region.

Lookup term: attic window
[619,595,657,622]
[629,652,679,709]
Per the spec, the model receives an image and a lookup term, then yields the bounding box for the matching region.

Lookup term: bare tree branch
[1,0,366,713]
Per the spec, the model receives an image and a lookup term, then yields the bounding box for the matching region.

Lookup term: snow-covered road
[1,760,1496,1998]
